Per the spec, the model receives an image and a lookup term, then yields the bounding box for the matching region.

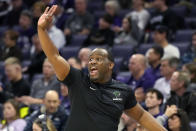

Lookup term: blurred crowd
[0,0,196,130]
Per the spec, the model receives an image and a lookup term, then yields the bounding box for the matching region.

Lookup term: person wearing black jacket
[166,71,196,121]
[24,90,68,131]
[82,14,115,47]
[0,57,30,104]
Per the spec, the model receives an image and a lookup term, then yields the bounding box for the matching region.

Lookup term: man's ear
[109,62,114,70]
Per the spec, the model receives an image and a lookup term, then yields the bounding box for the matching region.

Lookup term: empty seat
[112,44,134,58]
[174,30,195,42]
[59,46,80,59]
[171,6,187,17]
[70,35,87,47]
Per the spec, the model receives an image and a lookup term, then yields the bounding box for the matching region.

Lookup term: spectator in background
[4,0,27,27]
[127,54,155,92]
[144,89,177,125]
[0,30,22,61]
[47,19,66,49]
[14,10,36,51]
[181,32,196,64]
[0,57,30,104]
[152,25,180,59]
[126,0,150,32]
[182,62,196,91]
[104,0,121,32]
[17,59,60,110]
[53,5,68,31]
[24,90,68,131]
[147,0,184,37]
[23,34,46,80]
[0,99,26,131]
[82,14,114,47]
[68,57,82,70]
[78,47,92,69]
[64,0,94,44]
[60,83,70,115]
[121,54,155,103]
[146,45,164,81]
[153,57,179,103]
[145,88,164,118]
[31,1,46,28]
[167,71,196,121]
[167,109,191,131]
[114,16,139,47]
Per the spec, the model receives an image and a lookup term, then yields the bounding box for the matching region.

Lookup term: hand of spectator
[112,26,122,33]
[37,5,58,30]
[79,29,90,35]
[164,105,177,117]
[64,28,71,35]
[16,96,34,105]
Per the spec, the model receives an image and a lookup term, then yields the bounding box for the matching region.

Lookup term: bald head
[129,54,147,76]
[44,90,60,113]
[44,90,59,99]
[131,54,147,68]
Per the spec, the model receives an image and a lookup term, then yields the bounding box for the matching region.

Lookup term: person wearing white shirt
[126,0,150,31]
[48,22,66,49]
[151,25,180,59]
[153,57,179,102]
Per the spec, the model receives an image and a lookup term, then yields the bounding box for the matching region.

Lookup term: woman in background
[168,109,191,131]
[0,99,26,131]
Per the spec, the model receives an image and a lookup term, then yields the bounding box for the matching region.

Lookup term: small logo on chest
[112,91,123,101]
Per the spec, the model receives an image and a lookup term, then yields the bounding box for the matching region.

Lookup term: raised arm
[37,5,70,81]
[125,103,167,131]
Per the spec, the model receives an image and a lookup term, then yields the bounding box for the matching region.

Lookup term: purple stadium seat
[172,42,189,56]
[174,30,196,42]
[185,17,196,29]
[116,71,130,83]
[119,9,131,19]
[137,43,155,54]
[22,60,31,68]
[0,26,8,37]
[189,7,196,17]
[94,10,105,20]
[22,49,31,60]
[190,122,196,131]
[32,74,43,83]
[171,6,187,17]
[70,35,87,47]
[112,44,134,58]
[87,2,104,13]
[59,46,80,59]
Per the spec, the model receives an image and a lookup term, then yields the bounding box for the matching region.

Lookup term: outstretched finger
[44,7,50,14]
[47,5,57,16]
